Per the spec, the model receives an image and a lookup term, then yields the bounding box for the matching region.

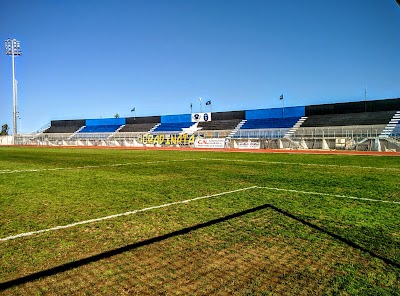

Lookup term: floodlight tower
[4,38,21,142]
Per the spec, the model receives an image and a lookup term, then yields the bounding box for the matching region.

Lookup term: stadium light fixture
[4,38,22,142]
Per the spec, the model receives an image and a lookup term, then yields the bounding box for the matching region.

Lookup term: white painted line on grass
[0,186,257,242]
[200,158,400,172]
[1,185,398,242]
[3,157,399,174]
[0,159,198,174]
[256,186,400,205]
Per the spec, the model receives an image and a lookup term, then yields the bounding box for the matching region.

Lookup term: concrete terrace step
[379,111,400,138]
[284,117,308,138]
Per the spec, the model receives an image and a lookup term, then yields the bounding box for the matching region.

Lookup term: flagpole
[206,100,212,113]
[364,85,367,112]
[199,97,202,113]
[131,107,136,120]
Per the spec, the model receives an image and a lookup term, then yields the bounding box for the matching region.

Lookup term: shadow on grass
[1,203,399,291]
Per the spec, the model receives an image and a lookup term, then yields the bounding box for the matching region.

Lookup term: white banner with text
[194,138,225,149]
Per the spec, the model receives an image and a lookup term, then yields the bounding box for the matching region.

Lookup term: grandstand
[120,116,160,133]
[9,97,400,151]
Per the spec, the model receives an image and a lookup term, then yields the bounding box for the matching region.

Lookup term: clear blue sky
[1,0,400,133]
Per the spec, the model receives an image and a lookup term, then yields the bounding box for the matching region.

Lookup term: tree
[114,113,120,118]
[1,124,9,136]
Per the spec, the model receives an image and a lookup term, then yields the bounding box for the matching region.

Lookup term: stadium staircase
[108,125,125,139]
[68,126,86,140]
[226,120,247,140]
[149,123,161,133]
[379,111,400,138]
[284,116,308,138]
[348,137,371,151]
[33,122,51,138]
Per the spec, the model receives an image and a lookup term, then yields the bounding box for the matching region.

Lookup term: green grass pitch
[0,146,399,295]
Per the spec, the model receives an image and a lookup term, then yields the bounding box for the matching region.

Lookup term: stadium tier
[18,97,400,151]
[199,119,242,130]
[153,122,193,133]
[45,119,85,134]
[119,123,158,133]
[119,116,161,133]
[301,111,396,127]
[241,117,301,129]
[80,125,122,133]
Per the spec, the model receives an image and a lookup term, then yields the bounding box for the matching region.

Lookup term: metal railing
[7,126,400,152]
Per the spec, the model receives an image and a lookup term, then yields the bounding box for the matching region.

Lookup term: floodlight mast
[4,38,21,143]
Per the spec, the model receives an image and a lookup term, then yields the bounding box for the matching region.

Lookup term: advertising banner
[194,138,225,149]
[238,141,261,149]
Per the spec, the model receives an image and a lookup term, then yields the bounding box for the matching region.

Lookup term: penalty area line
[0,186,257,242]
[200,158,400,172]
[256,186,400,205]
[2,185,398,242]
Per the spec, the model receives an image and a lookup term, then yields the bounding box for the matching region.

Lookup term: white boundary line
[1,185,399,242]
[200,158,400,172]
[0,159,198,174]
[255,186,400,205]
[2,157,399,174]
[0,157,400,174]
[0,186,257,242]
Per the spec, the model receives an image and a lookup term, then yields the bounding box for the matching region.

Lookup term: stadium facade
[6,97,400,151]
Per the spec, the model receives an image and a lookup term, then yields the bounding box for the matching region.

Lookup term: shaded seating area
[80,125,122,133]
[301,111,396,127]
[44,119,85,134]
[119,116,161,133]
[45,125,82,133]
[119,123,158,133]
[199,119,242,131]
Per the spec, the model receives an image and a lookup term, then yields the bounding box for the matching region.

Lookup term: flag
[206,100,211,105]
[131,107,135,112]
[280,94,283,100]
